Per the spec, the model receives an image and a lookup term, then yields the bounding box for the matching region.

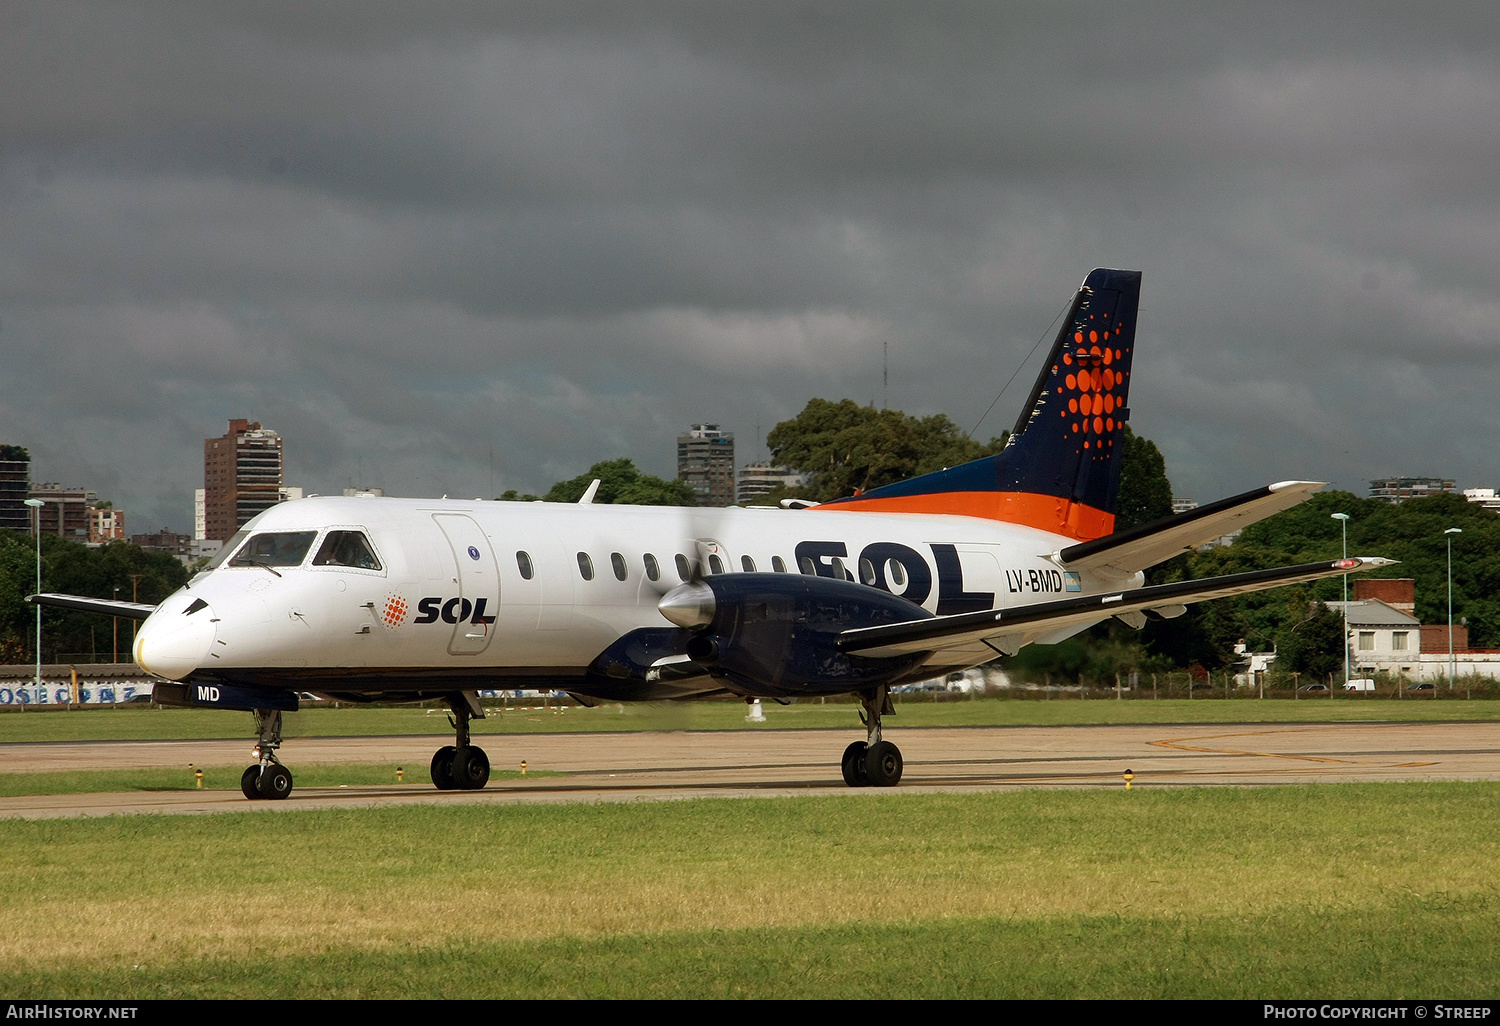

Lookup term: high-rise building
[736,461,808,504]
[677,424,736,507]
[204,419,284,541]
[29,483,96,539]
[0,444,30,533]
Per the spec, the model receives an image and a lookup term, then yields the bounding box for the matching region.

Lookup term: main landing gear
[430,691,491,791]
[841,685,903,787]
[241,708,294,800]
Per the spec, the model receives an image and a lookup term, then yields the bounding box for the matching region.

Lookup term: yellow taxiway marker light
[521,760,528,776]
[195,768,204,789]
[396,766,405,783]
[1123,769,1135,790]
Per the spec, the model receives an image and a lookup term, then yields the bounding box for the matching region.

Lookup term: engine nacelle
[657,573,934,696]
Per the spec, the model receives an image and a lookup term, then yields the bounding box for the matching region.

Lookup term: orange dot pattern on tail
[1065,315,1128,457]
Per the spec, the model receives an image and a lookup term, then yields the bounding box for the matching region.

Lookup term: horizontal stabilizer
[1057,481,1325,577]
[839,556,1395,661]
[28,593,158,621]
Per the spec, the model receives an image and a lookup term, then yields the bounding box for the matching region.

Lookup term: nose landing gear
[241,709,294,800]
[840,685,903,787]
[431,691,491,791]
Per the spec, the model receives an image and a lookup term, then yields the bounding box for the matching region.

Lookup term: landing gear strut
[841,685,903,787]
[431,691,491,791]
[241,709,293,800]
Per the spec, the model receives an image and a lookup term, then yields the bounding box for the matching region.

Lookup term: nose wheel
[841,686,903,787]
[240,709,294,800]
[431,692,491,790]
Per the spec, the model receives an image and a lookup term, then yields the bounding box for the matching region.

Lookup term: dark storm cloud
[2,1,1499,530]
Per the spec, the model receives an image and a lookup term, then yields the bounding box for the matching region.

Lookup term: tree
[1114,426,1173,531]
[0,532,189,663]
[767,399,1006,501]
[1274,600,1346,680]
[540,458,696,506]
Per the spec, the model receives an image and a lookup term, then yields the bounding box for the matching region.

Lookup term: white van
[1342,678,1375,692]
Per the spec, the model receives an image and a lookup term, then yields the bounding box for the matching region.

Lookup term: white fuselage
[134,495,1141,686]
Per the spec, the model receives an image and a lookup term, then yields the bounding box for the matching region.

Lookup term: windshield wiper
[234,559,283,578]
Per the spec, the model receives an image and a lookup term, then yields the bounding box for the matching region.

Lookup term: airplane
[29,268,1391,799]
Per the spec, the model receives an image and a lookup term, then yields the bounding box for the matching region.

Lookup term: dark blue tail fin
[816,268,1142,541]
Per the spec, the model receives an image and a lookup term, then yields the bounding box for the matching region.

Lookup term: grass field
[2,692,1497,744]
[0,783,1495,998]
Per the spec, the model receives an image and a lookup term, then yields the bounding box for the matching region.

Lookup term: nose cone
[658,581,716,629]
[134,595,216,680]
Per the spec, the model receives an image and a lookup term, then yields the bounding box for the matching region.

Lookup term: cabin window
[675,553,692,581]
[798,555,816,575]
[1358,631,1375,651]
[708,553,725,575]
[1392,631,1409,651]
[741,555,756,572]
[313,531,382,571]
[577,552,595,581]
[830,556,848,580]
[611,552,627,581]
[644,553,661,581]
[230,531,317,568]
[516,551,534,580]
[772,555,787,573]
[859,558,876,586]
[886,559,907,588]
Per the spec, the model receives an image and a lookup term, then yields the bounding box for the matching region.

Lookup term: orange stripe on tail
[811,490,1115,541]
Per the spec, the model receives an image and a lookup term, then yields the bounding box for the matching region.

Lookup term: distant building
[737,462,808,504]
[203,419,284,541]
[1464,488,1500,513]
[131,528,193,559]
[342,487,383,497]
[1323,578,1500,681]
[88,505,126,544]
[677,424,736,507]
[0,444,30,533]
[1369,477,1457,503]
[193,488,206,541]
[28,483,96,540]
[1171,497,1199,515]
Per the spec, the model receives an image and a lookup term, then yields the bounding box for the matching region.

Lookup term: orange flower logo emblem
[380,594,410,630]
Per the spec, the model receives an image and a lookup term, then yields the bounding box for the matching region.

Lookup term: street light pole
[1332,513,1350,689]
[23,498,45,695]
[1446,527,1462,689]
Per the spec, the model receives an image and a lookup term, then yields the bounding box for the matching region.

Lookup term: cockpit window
[229,531,318,568]
[313,531,382,571]
[204,530,248,571]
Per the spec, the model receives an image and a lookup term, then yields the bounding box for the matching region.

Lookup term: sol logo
[380,594,411,629]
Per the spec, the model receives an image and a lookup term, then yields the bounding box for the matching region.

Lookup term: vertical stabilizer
[816,268,1142,541]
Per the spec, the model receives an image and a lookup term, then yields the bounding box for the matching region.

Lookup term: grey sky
[3,1,1498,531]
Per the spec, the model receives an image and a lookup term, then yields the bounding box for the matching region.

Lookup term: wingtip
[1268,480,1327,493]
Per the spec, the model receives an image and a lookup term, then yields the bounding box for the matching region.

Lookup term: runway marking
[1149,725,1447,771]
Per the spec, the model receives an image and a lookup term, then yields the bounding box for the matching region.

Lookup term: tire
[841,741,869,787]
[864,740,903,787]
[430,745,457,790]
[257,764,293,800]
[240,766,263,800]
[456,746,491,790]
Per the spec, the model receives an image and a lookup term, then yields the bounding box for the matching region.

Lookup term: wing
[1057,480,1325,578]
[839,556,1395,663]
[28,593,159,621]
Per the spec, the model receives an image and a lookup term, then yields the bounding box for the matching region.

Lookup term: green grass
[0,784,1496,998]
[1,692,1496,743]
[0,764,558,797]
